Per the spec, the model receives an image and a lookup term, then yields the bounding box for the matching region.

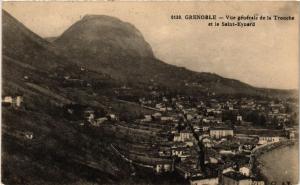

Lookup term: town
[91,92,297,185]
[4,86,296,185]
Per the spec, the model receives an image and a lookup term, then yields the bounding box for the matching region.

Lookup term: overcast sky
[3,2,299,89]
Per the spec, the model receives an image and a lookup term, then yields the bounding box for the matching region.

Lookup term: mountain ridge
[51,13,264,96]
[54,14,154,64]
[3,10,297,97]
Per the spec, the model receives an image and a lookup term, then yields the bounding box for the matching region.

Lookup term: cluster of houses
[83,108,117,126]
[125,95,297,184]
[51,93,297,185]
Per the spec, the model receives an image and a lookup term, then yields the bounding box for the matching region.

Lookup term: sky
[3,1,299,90]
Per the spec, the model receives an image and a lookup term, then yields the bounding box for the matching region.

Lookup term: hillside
[2,10,65,71]
[2,10,132,185]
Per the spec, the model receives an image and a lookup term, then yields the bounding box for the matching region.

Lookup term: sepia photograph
[1,1,299,185]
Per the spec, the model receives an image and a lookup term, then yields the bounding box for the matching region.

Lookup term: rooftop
[223,171,250,181]
[189,176,217,181]
[210,127,233,131]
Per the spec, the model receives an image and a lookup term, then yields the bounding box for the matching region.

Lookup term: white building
[108,114,117,120]
[3,96,13,103]
[24,132,34,140]
[186,114,194,121]
[171,148,183,157]
[258,136,284,145]
[202,138,212,148]
[237,115,243,122]
[2,96,23,108]
[152,112,162,119]
[174,131,193,142]
[87,113,95,123]
[95,117,108,125]
[154,163,172,173]
[210,128,234,139]
[239,166,251,177]
[161,116,175,122]
[142,115,152,122]
[15,96,23,107]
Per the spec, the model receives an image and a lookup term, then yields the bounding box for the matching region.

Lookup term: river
[258,143,299,184]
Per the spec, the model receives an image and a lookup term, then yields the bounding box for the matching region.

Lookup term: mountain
[53,15,271,96]
[54,15,154,65]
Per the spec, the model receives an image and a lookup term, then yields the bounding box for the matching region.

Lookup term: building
[257,136,284,145]
[189,177,219,185]
[155,103,164,109]
[222,171,251,185]
[237,115,243,122]
[2,96,23,108]
[108,114,117,120]
[167,107,173,111]
[202,138,213,148]
[160,107,167,112]
[239,165,250,176]
[15,96,23,107]
[142,115,152,122]
[3,96,13,104]
[203,117,222,124]
[158,149,171,157]
[222,167,234,174]
[24,132,34,140]
[94,117,108,125]
[84,108,95,122]
[202,126,210,132]
[186,114,193,121]
[161,116,175,122]
[86,113,95,123]
[172,144,185,155]
[174,131,194,142]
[176,164,202,179]
[210,128,234,139]
[208,157,218,164]
[288,130,296,139]
[222,171,264,185]
[154,162,172,173]
[152,112,162,119]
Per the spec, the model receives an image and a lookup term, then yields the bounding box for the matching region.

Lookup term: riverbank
[252,139,296,157]
[253,140,298,184]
